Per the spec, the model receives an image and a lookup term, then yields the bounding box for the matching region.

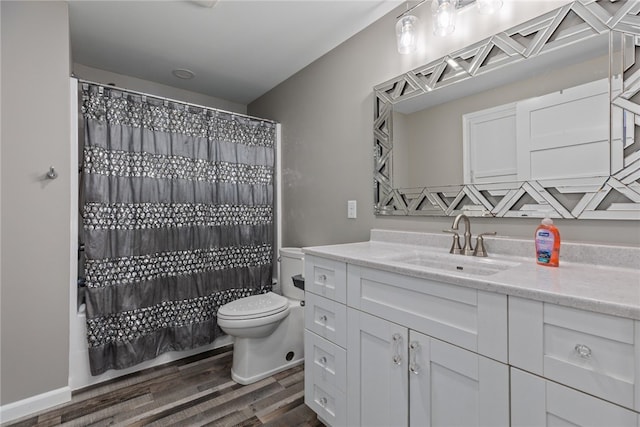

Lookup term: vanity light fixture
[396,14,420,54]
[396,0,504,53]
[432,0,459,37]
[476,0,503,15]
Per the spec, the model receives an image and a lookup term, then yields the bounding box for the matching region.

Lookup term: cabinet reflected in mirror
[392,54,609,189]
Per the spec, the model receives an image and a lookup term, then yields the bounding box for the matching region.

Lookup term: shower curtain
[80,83,275,375]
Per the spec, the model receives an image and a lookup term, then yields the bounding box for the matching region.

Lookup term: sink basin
[384,250,520,276]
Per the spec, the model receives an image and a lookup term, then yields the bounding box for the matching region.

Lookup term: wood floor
[4,345,324,427]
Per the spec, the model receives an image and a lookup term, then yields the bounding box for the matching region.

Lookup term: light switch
[347,200,357,219]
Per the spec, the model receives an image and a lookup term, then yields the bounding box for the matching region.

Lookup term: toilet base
[229,302,304,385]
[231,356,303,385]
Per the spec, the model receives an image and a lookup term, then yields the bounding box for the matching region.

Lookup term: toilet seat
[217,292,289,321]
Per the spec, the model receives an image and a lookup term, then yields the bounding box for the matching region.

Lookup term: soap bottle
[535,215,560,267]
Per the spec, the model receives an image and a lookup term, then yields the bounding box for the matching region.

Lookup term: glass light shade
[432,0,458,37]
[396,15,419,54]
[476,0,503,14]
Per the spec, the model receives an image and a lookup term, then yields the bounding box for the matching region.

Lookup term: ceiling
[68,0,403,105]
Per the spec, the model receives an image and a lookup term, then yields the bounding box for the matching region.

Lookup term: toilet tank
[279,247,304,300]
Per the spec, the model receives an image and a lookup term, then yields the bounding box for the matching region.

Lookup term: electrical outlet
[347,200,357,219]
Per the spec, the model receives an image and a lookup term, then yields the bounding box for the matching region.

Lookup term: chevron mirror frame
[374,0,640,220]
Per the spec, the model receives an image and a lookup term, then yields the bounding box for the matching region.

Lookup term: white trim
[276,124,282,250]
[69,78,79,389]
[275,123,283,291]
[0,387,71,424]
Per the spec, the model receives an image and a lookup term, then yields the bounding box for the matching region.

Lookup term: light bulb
[432,0,458,37]
[477,0,503,14]
[396,15,419,54]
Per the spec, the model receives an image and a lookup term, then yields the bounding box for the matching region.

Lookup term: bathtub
[69,303,232,390]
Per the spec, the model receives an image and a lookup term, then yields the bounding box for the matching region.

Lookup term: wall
[1,1,71,405]
[249,0,640,248]
[73,63,247,114]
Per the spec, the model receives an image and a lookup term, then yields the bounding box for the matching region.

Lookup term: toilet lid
[217,292,288,320]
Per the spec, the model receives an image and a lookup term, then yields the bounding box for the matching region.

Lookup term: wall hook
[47,166,58,180]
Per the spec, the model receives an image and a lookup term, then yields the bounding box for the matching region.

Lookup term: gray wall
[249,0,640,248]
[1,1,71,404]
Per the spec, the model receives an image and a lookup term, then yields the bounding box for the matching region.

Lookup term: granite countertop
[302,230,640,320]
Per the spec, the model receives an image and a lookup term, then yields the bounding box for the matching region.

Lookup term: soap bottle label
[536,230,554,264]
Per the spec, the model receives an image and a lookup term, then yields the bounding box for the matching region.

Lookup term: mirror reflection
[391,41,609,190]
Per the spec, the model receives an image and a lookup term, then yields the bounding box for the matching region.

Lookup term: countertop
[302,230,640,320]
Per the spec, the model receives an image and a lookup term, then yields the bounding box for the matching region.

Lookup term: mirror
[374,0,640,220]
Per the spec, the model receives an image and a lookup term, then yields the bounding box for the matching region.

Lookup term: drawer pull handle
[575,344,592,359]
[392,333,403,365]
[319,315,328,324]
[409,341,420,375]
[319,356,327,366]
[318,274,327,282]
[319,397,328,407]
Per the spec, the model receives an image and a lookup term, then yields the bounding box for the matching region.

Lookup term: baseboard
[0,386,71,424]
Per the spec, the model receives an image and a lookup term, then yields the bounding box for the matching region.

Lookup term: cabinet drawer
[305,378,346,427]
[347,265,507,362]
[509,297,640,411]
[304,255,347,304]
[304,330,346,393]
[305,292,347,348]
[511,368,640,427]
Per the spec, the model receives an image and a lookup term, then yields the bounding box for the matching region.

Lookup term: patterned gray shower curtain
[80,83,275,375]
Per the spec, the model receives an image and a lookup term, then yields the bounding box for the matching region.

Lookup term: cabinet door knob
[319,356,327,366]
[318,274,327,282]
[319,397,328,407]
[574,343,592,359]
[319,315,328,324]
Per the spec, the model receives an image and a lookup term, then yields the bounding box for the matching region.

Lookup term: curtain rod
[74,77,278,125]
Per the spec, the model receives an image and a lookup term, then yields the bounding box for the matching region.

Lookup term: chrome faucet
[444,214,497,256]
[452,214,474,255]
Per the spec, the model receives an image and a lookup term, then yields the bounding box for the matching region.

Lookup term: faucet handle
[473,232,496,257]
[443,229,463,255]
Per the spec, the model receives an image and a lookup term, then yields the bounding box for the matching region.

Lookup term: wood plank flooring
[3,345,324,427]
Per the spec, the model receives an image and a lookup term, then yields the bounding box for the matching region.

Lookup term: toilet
[217,247,305,385]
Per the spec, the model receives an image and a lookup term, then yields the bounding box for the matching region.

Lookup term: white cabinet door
[409,331,509,427]
[516,78,609,181]
[347,309,408,427]
[462,103,517,184]
[512,368,640,427]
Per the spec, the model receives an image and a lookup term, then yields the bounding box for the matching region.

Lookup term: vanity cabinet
[304,255,348,426]
[345,265,509,427]
[347,309,509,426]
[304,253,640,427]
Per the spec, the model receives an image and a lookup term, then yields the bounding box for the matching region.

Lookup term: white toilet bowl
[217,292,291,338]
[217,248,305,385]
